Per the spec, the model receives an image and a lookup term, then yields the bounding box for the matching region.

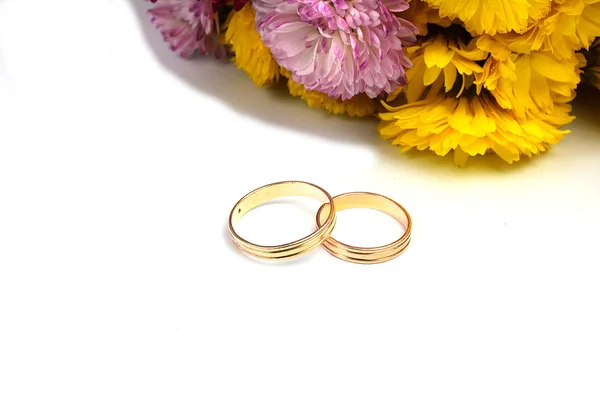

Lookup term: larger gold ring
[316,192,411,264]
[229,181,337,260]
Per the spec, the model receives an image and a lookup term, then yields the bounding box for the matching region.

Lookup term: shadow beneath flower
[127,0,380,148]
[572,85,600,132]
[547,84,600,161]
[373,135,542,174]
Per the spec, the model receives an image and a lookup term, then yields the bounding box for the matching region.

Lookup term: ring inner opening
[232,182,332,246]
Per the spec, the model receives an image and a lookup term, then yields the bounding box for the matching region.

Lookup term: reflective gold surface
[316,192,411,264]
[229,181,336,260]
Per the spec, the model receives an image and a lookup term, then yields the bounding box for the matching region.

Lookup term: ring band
[315,192,411,264]
[229,181,337,260]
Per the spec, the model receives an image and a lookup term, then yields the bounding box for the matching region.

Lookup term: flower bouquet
[145,0,600,165]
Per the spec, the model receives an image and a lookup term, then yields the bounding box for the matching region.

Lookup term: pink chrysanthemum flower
[147,0,225,58]
[253,0,417,100]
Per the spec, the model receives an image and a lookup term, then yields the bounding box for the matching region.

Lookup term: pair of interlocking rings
[228,181,412,264]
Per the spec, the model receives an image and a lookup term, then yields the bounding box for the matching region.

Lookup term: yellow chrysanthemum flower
[223,3,280,87]
[543,0,600,54]
[378,93,574,166]
[492,0,600,60]
[281,69,376,117]
[584,38,600,88]
[476,50,581,117]
[389,34,488,102]
[423,0,552,35]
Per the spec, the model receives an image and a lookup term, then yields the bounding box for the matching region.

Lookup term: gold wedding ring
[316,192,412,264]
[228,182,412,264]
[228,181,337,260]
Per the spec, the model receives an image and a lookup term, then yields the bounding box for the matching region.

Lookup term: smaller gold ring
[316,192,411,264]
[229,181,337,261]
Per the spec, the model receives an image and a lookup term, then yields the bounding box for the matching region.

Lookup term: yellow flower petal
[285,72,376,117]
[491,0,600,60]
[424,37,455,68]
[443,64,457,92]
[223,4,279,87]
[423,66,443,85]
[399,36,488,102]
[479,50,581,117]
[423,0,549,35]
[378,93,572,166]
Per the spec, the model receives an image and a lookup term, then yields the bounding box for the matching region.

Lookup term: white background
[1,1,600,399]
